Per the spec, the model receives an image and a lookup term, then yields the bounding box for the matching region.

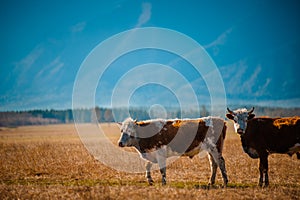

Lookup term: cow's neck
[132,138,142,152]
[240,135,249,153]
[240,134,259,158]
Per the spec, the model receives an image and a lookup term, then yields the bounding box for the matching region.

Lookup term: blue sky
[1,0,300,111]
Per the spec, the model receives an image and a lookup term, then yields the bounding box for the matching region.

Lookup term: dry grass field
[0,123,299,199]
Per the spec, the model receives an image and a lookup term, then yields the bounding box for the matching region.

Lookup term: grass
[0,123,299,199]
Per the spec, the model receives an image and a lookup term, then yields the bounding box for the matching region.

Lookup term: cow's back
[137,117,226,155]
[246,117,300,153]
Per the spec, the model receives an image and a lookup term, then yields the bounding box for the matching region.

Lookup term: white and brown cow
[118,117,228,186]
[226,107,300,187]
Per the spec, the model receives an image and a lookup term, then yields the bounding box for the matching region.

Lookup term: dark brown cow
[118,117,228,186]
[226,107,300,187]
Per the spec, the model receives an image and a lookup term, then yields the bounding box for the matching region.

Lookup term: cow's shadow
[190,183,255,190]
[194,183,254,190]
[139,180,257,189]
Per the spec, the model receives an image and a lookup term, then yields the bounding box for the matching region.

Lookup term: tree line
[0,106,299,127]
[0,107,205,127]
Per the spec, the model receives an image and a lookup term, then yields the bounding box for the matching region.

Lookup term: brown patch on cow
[136,118,213,154]
[170,120,209,153]
[136,121,151,126]
[273,117,300,129]
[172,120,182,128]
[172,119,206,128]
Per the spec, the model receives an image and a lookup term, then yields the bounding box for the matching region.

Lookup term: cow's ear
[226,114,234,120]
[248,114,255,120]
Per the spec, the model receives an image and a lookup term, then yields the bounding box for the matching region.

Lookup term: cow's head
[226,107,255,135]
[118,118,139,147]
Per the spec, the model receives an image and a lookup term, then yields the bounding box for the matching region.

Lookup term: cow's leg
[157,149,167,185]
[258,162,263,187]
[158,157,167,185]
[207,148,228,187]
[218,155,228,187]
[159,166,167,185]
[258,153,269,187]
[145,161,154,185]
[208,153,217,185]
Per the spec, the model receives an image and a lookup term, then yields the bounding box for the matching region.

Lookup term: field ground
[0,123,299,199]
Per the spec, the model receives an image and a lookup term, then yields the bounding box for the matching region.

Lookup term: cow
[226,107,300,187]
[118,117,228,186]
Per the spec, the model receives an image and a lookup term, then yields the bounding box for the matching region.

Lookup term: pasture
[0,123,299,199]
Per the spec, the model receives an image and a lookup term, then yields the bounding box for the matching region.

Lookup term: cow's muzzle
[237,128,244,135]
[118,141,125,147]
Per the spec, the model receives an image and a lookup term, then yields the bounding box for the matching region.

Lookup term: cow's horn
[248,107,255,114]
[227,107,234,114]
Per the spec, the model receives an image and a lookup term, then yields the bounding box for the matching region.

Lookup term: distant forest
[0,106,300,127]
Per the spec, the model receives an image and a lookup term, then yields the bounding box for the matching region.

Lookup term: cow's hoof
[161,177,167,186]
[208,181,215,186]
[206,184,212,190]
[264,182,269,187]
[207,181,215,187]
[147,179,154,186]
[207,182,215,189]
[225,181,229,188]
